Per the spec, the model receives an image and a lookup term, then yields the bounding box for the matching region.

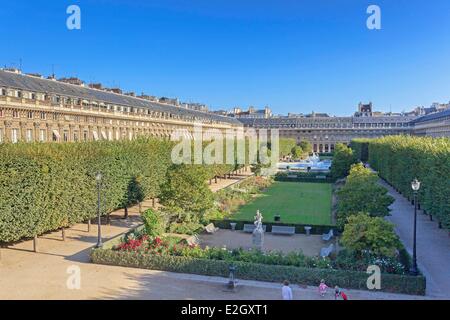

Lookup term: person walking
[282,280,293,300]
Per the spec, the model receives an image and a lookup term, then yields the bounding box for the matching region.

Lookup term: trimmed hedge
[210,219,335,235]
[350,139,370,162]
[275,173,334,184]
[91,247,426,295]
[351,136,450,230]
[0,138,173,243]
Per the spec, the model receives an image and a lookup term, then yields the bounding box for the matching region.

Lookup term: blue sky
[1,0,450,115]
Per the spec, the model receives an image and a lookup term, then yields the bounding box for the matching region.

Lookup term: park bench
[271,225,296,235]
[243,224,267,233]
[322,229,334,241]
[320,243,334,258]
[204,223,219,234]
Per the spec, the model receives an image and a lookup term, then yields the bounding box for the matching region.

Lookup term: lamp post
[96,172,103,248]
[410,178,421,276]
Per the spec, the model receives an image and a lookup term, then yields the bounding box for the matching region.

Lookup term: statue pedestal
[252,228,264,251]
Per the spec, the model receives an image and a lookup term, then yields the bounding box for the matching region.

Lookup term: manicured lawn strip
[232,181,332,225]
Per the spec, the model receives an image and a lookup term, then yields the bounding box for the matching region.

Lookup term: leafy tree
[330,143,357,179]
[298,140,312,154]
[341,213,401,258]
[159,164,214,214]
[291,146,304,159]
[336,163,394,228]
[122,175,145,219]
[278,138,297,158]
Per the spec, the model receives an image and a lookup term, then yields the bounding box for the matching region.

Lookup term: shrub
[341,213,401,258]
[142,209,165,237]
[330,143,357,179]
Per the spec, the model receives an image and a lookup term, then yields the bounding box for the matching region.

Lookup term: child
[334,286,348,300]
[334,286,341,300]
[318,279,328,297]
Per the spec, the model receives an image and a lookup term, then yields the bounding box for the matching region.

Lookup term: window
[73,131,79,142]
[0,109,3,117]
[83,131,88,141]
[63,131,69,142]
[53,114,58,121]
[26,129,33,142]
[39,129,46,142]
[11,129,19,143]
[12,110,19,118]
[0,88,6,96]
[27,111,33,119]
[40,112,46,120]
[31,93,36,100]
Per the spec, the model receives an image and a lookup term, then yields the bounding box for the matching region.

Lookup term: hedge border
[91,248,426,295]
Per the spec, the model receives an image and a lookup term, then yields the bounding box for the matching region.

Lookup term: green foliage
[291,146,304,159]
[142,209,165,237]
[341,213,401,258]
[298,140,312,154]
[0,138,172,242]
[336,163,394,227]
[330,143,357,179]
[92,247,426,295]
[357,136,450,230]
[279,138,297,158]
[159,164,214,214]
[350,139,370,162]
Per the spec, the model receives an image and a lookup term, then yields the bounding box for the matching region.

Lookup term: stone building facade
[0,69,240,144]
[1,69,448,148]
[238,115,416,153]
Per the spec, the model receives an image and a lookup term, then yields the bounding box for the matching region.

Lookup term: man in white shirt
[282,280,293,300]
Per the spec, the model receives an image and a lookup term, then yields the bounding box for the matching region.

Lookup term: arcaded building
[0,69,240,144]
[1,68,448,147]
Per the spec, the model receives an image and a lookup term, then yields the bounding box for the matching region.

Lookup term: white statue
[252,210,264,250]
[254,210,263,231]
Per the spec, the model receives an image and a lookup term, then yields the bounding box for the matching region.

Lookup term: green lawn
[233,181,333,225]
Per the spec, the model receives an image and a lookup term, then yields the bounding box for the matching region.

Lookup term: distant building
[233,106,272,119]
[354,102,373,117]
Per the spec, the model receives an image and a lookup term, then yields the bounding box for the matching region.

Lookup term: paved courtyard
[199,229,331,256]
[0,210,426,300]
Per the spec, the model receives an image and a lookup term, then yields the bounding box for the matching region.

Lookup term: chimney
[89,83,103,90]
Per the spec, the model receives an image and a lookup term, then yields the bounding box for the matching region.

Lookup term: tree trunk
[152,198,156,207]
[124,207,128,219]
[87,219,91,232]
[62,227,66,241]
[33,236,38,253]
[138,202,142,214]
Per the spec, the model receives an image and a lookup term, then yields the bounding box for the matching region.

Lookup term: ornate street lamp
[95,172,103,248]
[410,178,421,276]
